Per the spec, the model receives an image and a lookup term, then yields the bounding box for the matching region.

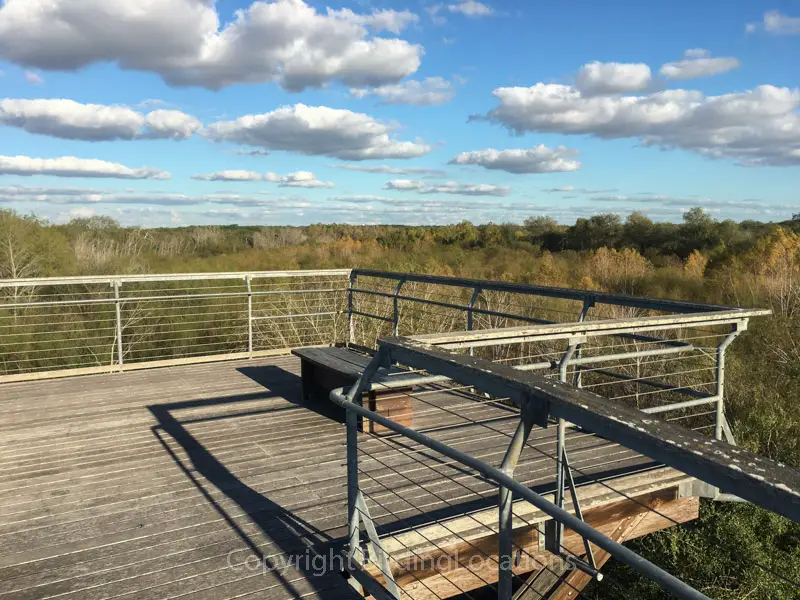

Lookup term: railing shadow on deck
[147,370,361,600]
[236,365,664,545]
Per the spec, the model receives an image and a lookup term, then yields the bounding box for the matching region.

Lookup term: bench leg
[301,360,316,405]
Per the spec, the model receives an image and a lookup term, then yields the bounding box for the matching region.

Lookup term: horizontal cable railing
[1,268,768,394]
[0,269,351,382]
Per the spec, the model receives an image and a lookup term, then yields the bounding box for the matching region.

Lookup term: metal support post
[498,406,536,600]
[112,281,123,371]
[715,321,744,441]
[558,338,580,383]
[245,275,253,357]
[466,287,481,357]
[392,278,405,336]
[554,417,567,551]
[574,296,594,388]
[346,409,360,563]
[348,271,357,346]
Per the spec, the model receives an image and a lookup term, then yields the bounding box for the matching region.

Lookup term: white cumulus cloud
[351,77,456,106]
[143,109,203,139]
[449,145,581,174]
[0,98,201,140]
[0,155,171,179]
[192,170,263,182]
[384,179,510,196]
[265,171,333,188]
[327,7,419,34]
[480,79,800,167]
[447,1,493,17]
[660,50,740,80]
[748,10,800,35]
[206,104,430,160]
[575,61,652,96]
[0,0,422,92]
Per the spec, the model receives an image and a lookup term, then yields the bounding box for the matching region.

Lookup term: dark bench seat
[292,346,446,433]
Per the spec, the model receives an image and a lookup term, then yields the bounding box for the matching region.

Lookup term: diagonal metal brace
[355,491,401,599]
[562,445,598,571]
[544,443,601,580]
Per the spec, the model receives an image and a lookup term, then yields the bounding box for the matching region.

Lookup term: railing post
[348,271,357,346]
[346,408,362,578]
[715,321,744,441]
[574,296,595,388]
[555,341,579,551]
[498,406,535,600]
[392,278,405,336]
[245,275,253,357]
[467,287,481,356]
[112,281,123,372]
[554,417,567,551]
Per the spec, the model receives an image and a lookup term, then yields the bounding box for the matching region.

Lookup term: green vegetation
[2,208,800,598]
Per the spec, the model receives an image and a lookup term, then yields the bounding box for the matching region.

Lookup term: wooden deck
[0,356,694,600]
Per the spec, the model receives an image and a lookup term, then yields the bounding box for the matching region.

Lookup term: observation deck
[0,269,788,600]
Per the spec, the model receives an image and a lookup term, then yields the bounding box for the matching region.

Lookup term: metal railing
[347,270,769,442]
[0,268,769,400]
[330,336,800,600]
[0,269,350,382]
[346,269,741,346]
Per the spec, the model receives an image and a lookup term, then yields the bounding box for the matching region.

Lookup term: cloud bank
[0,155,171,179]
[206,104,430,160]
[0,98,201,141]
[0,0,422,91]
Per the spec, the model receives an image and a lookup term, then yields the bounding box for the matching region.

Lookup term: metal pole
[498,409,535,600]
[554,417,566,551]
[715,321,744,440]
[392,278,405,337]
[346,409,360,562]
[555,341,578,550]
[246,275,253,357]
[574,297,594,388]
[467,287,481,357]
[112,281,123,371]
[348,271,357,346]
[345,408,364,595]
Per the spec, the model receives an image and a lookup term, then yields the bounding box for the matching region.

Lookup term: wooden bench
[292,346,433,433]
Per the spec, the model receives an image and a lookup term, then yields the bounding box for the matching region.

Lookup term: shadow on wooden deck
[148,365,359,600]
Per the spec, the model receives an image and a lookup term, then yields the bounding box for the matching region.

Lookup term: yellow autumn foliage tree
[584,247,653,294]
[741,227,800,317]
[683,250,709,280]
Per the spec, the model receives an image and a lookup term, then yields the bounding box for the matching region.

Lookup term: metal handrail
[409,309,770,348]
[0,269,352,288]
[330,389,709,600]
[351,269,743,314]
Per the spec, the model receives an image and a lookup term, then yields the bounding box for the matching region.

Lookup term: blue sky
[0,0,797,226]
